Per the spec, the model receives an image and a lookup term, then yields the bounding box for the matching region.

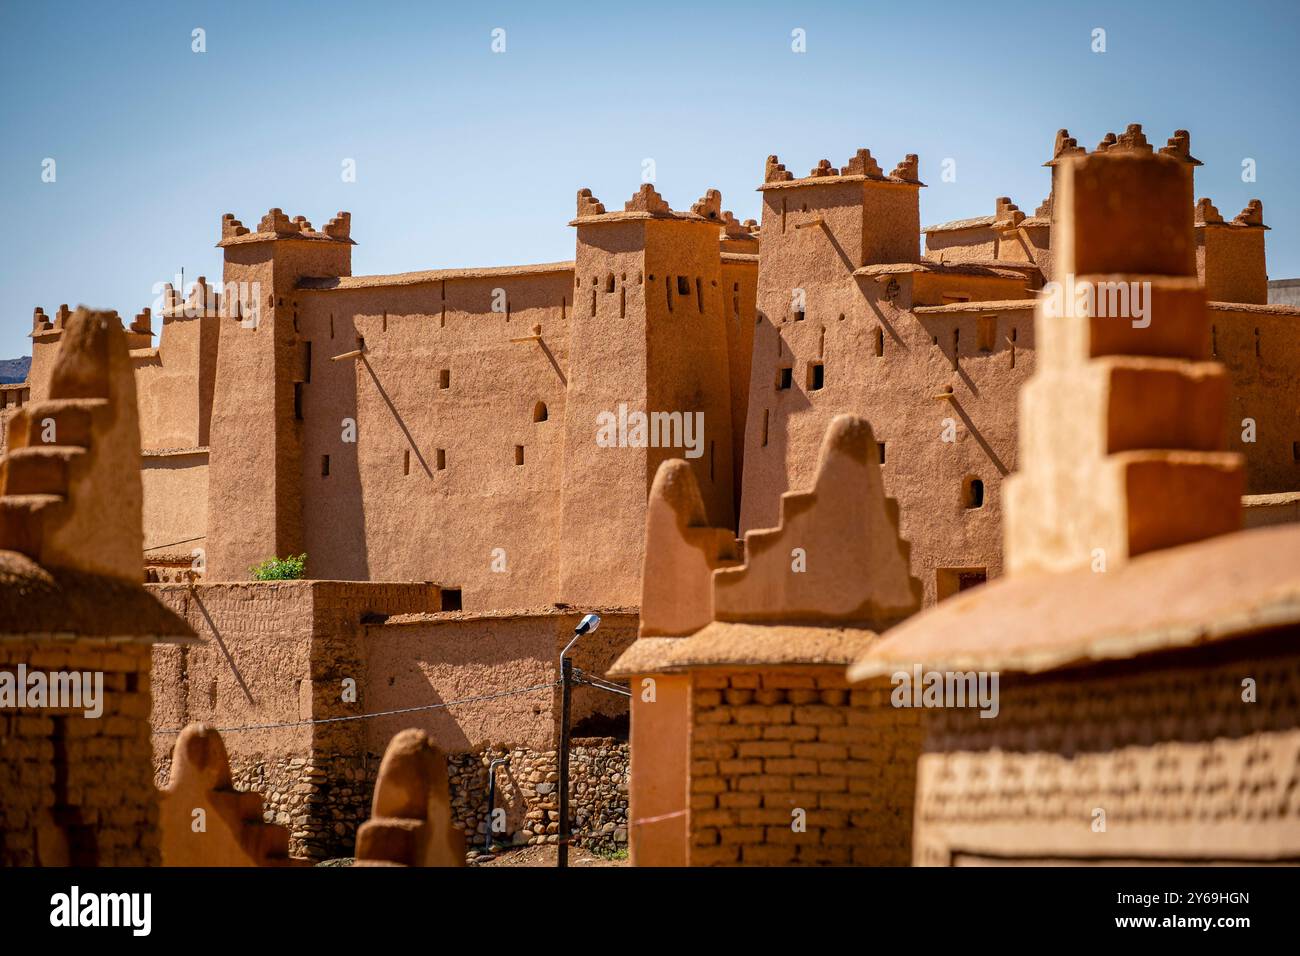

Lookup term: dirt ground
[469,844,627,867]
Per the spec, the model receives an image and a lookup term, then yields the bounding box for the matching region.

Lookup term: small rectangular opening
[439,368,450,389]
[321,454,330,477]
[404,449,411,475]
[436,449,446,470]
[878,442,886,465]
[440,588,463,612]
[1293,441,1300,462]
[977,315,997,352]
[793,309,805,322]
[677,276,691,296]
[515,445,525,466]
[696,277,704,312]
[776,367,793,391]
[293,382,304,420]
[874,326,884,357]
[936,567,987,601]
[808,362,825,391]
[762,409,770,447]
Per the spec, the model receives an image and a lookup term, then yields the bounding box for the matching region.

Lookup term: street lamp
[558,612,599,868]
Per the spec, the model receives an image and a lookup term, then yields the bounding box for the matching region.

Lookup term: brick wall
[688,667,920,866]
[912,630,1300,865]
[1,639,157,866]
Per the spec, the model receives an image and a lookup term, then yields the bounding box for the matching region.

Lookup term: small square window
[440,588,463,612]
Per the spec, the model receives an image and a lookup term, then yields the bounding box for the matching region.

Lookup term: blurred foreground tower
[0,309,194,865]
[851,147,1300,865]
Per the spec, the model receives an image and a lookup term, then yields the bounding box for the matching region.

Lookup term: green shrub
[249,554,306,581]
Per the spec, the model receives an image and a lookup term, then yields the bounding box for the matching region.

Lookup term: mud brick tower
[559,186,737,606]
[206,210,353,580]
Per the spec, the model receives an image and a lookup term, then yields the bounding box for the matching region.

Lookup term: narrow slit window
[321,454,330,477]
[762,409,770,447]
[439,368,450,389]
[878,442,886,465]
[436,449,446,471]
[874,326,884,357]
[606,274,615,293]
[515,445,525,466]
[404,449,411,475]
[665,276,674,313]
[696,277,704,312]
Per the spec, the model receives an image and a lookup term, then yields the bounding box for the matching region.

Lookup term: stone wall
[688,668,920,866]
[152,738,630,861]
[449,738,629,855]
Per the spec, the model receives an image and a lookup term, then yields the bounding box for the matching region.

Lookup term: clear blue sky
[1,0,1297,358]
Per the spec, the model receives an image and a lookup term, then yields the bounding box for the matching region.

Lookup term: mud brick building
[6,124,1294,611]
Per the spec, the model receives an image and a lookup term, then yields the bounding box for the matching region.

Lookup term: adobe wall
[743,276,1034,604]
[688,669,920,866]
[1210,303,1300,494]
[721,258,758,513]
[362,609,637,753]
[628,671,690,865]
[1,639,157,866]
[149,579,440,858]
[293,267,574,607]
[0,384,29,452]
[141,449,208,569]
[910,629,1300,865]
[133,310,219,450]
[149,587,634,858]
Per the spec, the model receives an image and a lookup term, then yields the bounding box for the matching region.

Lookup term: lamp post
[558,612,600,868]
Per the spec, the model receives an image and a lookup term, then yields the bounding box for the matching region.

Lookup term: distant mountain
[0,356,31,384]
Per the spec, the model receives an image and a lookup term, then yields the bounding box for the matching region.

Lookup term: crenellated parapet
[575,187,606,218]
[624,183,672,215]
[218,207,355,247]
[759,147,924,188]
